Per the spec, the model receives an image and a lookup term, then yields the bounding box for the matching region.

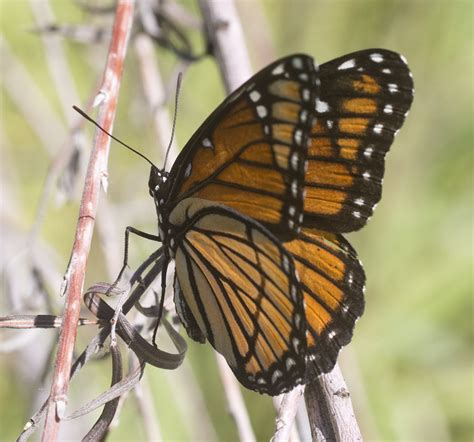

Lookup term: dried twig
[273,386,304,442]
[305,366,362,441]
[29,0,81,125]
[133,32,180,165]
[41,2,135,440]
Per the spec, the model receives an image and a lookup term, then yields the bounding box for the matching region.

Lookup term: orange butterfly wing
[163,55,319,238]
[283,228,365,375]
[303,49,414,232]
[170,198,307,394]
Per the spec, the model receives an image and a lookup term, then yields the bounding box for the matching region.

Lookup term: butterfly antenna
[72,105,156,168]
[162,72,182,171]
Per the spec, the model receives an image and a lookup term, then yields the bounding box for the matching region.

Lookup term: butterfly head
[148,165,169,202]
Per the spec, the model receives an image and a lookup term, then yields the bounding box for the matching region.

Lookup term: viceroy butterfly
[148,49,414,395]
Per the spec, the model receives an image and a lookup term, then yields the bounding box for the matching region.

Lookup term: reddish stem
[41,2,135,440]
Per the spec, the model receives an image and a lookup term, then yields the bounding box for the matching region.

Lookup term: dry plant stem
[305,365,363,442]
[132,373,163,441]
[134,33,180,165]
[41,2,135,440]
[200,1,362,440]
[273,386,304,442]
[199,0,253,87]
[215,354,256,442]
[29,0,81,124]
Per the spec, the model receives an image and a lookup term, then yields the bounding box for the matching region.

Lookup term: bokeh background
[1,0,472,440]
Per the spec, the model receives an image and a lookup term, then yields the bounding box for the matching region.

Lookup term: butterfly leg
[108,226,161,344]
[151,257,169,347]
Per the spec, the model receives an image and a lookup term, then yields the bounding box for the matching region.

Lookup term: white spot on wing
[282,254,290,272]
[249,90,261,102]
[286,358,296,369]
[294,129,303,145]
[272,63,284,75]
[292,337,300,350]
[364,146,374,158]
[257,105,267,118]
[373,123,384,134]
[203,138,212,148]
[184,163,192,178]
[291,179,298,197]
[353,211,361,218]
[384,104,393,114]
[388,83,399,93]
[292,57,303,69]
[355,198,364,206]
[272,370,282,383]
[382,68,392,74]
[316,98,329,113]
[370,53,384,63]
[291,285,298,301]
[338,59,356,70]
[363,171,371,180]
[302,89,310,101]
[291,152,299,170]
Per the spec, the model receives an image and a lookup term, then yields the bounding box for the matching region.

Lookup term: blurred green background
[0,0,472,440]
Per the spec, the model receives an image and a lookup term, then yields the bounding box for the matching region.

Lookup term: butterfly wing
[303,49,414,232]
[283,228,365,376]
[163,55,319,239]
[170,198,307,395]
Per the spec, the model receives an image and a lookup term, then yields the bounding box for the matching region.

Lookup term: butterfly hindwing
[283,228,365,376]
[303,49,414,232]
[170,198,307,395]
[164,55,319,239]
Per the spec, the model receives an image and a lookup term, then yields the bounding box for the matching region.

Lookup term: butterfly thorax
[148,165,172,247]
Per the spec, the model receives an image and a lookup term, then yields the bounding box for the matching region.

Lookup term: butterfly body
[148,50,414,395]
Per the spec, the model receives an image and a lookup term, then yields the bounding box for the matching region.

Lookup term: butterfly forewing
[170,198,307,395]
[303,49,414,232]
[164,55,319,239]
[283,228,365,375]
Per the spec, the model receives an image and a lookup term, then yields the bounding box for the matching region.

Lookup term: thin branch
[29,0,81,125]
[273,386,304,442]
[215,353,256,442]
[132,373,163,441]
[41,2,135,440]
[133,32,181,165]
[305,365,363,441]
[199,0,253,90]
